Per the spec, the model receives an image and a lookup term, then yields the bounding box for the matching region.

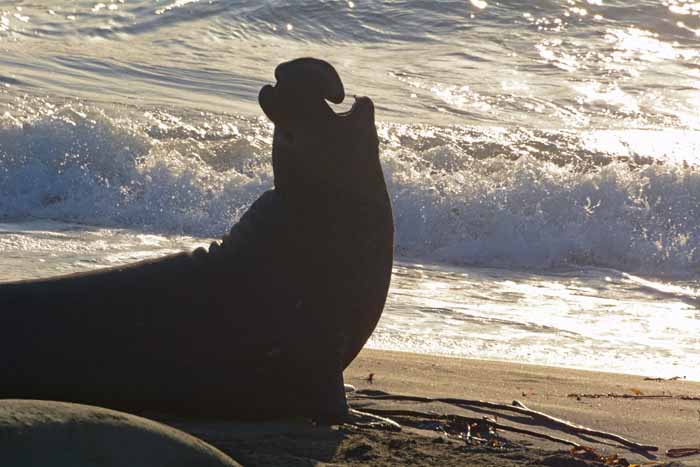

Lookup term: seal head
[257,58,392,368]
[259,58,382,206]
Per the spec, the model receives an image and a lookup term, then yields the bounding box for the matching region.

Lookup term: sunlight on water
[156,0,202,16]
[667,0,700,17]
[0,221,204,281]
[581,129,700,164]
[370,262,700,380]
[1,0,698,129]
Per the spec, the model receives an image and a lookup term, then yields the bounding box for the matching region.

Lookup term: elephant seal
[0,58,394,422]
[0,400,240,467]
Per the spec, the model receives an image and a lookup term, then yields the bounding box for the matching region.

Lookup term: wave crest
[1,102,698,277]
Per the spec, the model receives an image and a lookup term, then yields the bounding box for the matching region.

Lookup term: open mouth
[260,83,366,128]
[337,96,362,117]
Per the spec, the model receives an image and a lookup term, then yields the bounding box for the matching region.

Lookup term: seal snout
[259,58,345,126]
[274,57,344,104]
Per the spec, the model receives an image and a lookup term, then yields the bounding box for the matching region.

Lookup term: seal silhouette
[0,58,394,421]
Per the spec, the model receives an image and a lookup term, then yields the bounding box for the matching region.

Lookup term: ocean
[1,0,699,380]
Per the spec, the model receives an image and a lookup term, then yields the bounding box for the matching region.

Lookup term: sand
[153,349,699,466]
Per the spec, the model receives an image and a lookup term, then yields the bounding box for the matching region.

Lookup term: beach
[1,2,699,464]
[2,0,699,379]
[150,349,699,466]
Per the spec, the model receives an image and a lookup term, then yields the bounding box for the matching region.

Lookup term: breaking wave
[2,101,698,277]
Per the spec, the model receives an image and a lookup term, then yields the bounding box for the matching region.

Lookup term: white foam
[381,124,700,277]
[2,102,699,278]
[0,104,272,238]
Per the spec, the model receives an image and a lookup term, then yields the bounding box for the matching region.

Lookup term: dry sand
[155,349,700,466]
[347,349,700,465]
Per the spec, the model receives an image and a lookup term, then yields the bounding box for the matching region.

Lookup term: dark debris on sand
[153,412,689,467]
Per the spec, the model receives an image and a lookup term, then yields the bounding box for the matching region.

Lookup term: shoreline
[378,261,700,384]
[364,344,700,383]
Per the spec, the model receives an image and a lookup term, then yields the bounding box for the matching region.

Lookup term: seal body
[0,400,241,467]
[0,59,393,421]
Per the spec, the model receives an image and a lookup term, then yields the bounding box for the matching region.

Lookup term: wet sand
[158,349,700,466]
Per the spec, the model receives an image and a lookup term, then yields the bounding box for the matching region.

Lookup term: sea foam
[1,101,699,277]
